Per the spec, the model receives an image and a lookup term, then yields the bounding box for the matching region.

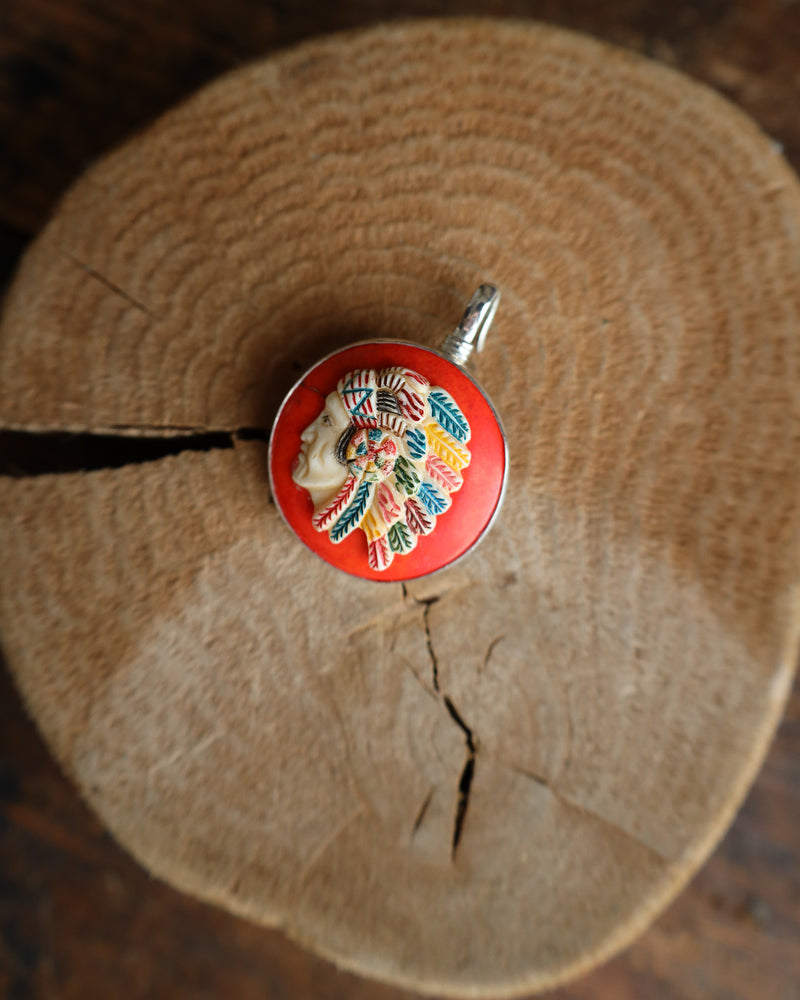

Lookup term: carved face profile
[292,390,351,510]
[292,366,472,571]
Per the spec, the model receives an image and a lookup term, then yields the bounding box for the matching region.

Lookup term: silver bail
[440,284,500,367]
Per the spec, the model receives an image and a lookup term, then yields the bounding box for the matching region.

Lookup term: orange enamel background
[269,342,507,582]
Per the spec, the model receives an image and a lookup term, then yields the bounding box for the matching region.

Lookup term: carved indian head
[292,366,471,571]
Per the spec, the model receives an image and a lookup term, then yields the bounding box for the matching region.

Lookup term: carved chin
[292,451,307,481]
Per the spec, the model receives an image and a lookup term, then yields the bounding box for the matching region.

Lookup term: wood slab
[2,19,800,998]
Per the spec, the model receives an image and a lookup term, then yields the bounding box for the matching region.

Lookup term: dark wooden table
[1,3,799,998]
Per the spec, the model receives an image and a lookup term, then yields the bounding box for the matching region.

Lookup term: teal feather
[330,481,373,542]
[429,389,470,443]
[406,426,427,459]
[417,481,448,515]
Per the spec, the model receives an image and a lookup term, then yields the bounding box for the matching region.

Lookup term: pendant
[269,285,507,581]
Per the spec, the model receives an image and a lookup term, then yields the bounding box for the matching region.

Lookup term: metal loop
[439,284,501,367]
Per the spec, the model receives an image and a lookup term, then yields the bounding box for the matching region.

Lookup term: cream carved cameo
[292,367,471,571]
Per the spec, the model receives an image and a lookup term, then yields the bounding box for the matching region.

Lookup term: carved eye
[322,414,332,426]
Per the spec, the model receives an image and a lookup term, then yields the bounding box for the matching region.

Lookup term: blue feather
[330,481,373,542]
[417,481,448,516]
[406,426,427,459]
[429,389,470,443]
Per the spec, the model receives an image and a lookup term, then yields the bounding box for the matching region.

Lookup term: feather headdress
[311,366,471,571]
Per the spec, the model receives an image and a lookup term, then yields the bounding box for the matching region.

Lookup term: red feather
[312,475,358,532]
[425,453,463,493]
[402,368,430,390]
[376,482,402,526]
[368,536,393,571]
[396,386,425,422]
[405,497,434,535]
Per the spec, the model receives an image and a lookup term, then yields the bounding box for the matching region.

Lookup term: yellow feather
[360,508,384,542]
[424,421,470,471]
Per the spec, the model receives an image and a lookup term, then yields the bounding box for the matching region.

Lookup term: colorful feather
[402,368,430,391]
[359,508,384,543]
[425,421,470,471]
[425,453,463,493]
[405,497,434,535]
[368,535,394,571]
[330,480,373,542]
[393,455,420,495]
[429,389,470,443]
[396,386,425,422]
[312,474,358,532]
[339,370,377,427]
[406,426,427,460]
[417,481,450,516]
[388,521,415,554]
[376,368,406,393]
[376,481,403,527]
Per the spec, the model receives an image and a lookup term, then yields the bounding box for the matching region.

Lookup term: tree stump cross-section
[1,19,800,998]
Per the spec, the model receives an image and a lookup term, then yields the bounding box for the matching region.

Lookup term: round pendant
[269,286,507,581]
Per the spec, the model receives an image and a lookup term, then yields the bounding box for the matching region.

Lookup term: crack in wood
[0,428,270,477]
[401,660,437,701]
[62,250,159,320]
[481,634,505,672]
[507,764,670,863]
[421,597,441,693]
[344,602,419,640]
[443,694,477,859]
[111,424,269,441]
[452,753,475,859]
[507,763,550,788]
[295,805,366,887]
[0,221,27,288]
[410,590,478,861]
[411,787,434,837]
